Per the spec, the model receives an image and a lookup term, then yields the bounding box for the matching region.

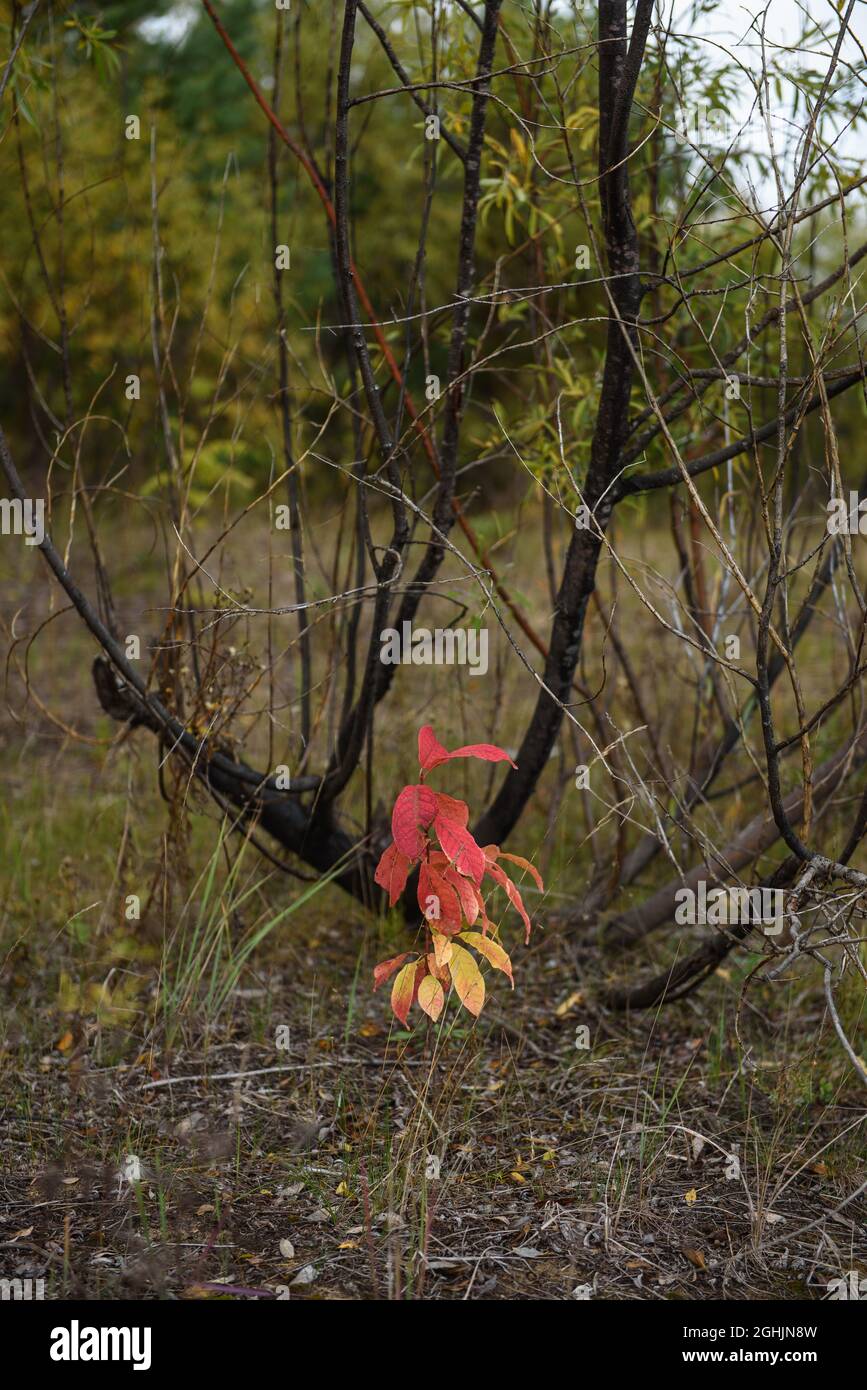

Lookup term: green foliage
[0,2,864,514]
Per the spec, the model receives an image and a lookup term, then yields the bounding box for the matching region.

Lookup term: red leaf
[418,726,516,775]
[445,866,480,926]
[498,850,543,891]
[472,886,496,936]
[374,842,412,905]
[433,791,469,828]
[485,861,533,943]
[374,952,412,991]
[391,784,438,859]
[418,725,452,775]
[435,816,486,885]
[418,861,462,928]
[446,742,517,768]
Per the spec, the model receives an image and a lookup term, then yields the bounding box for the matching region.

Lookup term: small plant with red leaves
[373,726,543,1025]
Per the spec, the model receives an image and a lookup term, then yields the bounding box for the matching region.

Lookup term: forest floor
[3,837,865,1302]
[1,510,865,1301]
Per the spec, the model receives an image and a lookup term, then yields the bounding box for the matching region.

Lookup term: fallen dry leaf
[555,990,584,1017]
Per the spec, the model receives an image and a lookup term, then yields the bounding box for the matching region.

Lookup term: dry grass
[1,507,865,1301]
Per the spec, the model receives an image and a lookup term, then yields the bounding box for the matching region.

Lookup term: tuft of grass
[155,818,342,1046]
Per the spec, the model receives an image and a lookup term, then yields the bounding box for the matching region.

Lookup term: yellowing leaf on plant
[417,973,445,1022]
[459,931,514,986]
[448,941,485,1017]
[391,959,419,1026]
[431,932,453,970]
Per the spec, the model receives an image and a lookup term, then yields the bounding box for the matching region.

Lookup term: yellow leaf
[418,974,445,1022]
[335,1181,350,1197]
[509,128,527,162]
[555,991,584,1017]
[431,932,453,970]
[459,931,513,986]
[510,1171,526,1184]
[448,942,485,1017]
